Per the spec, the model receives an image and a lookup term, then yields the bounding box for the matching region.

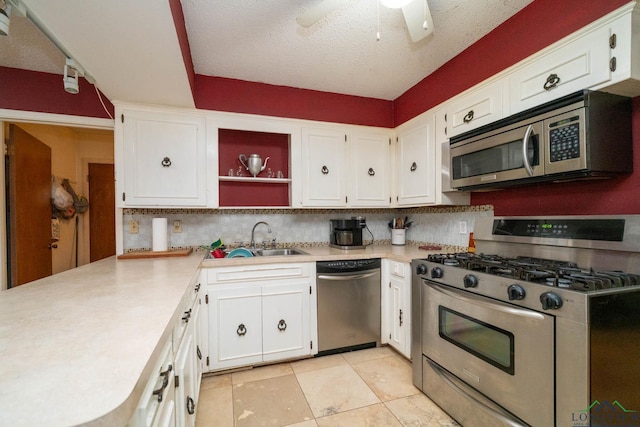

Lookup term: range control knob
[431,267,444,279]
[507,284,526,301]
[415,264,428,275]
[540,292,563,310]
[463,274,479,288]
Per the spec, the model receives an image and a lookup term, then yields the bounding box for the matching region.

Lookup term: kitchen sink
[253,248,309,256]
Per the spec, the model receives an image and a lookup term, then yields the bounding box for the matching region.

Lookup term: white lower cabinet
[129,274,204,427]
[262,282,311,362]
[175,300,200,427]
[205,263,317,371]
[209,285,263,369]
[381,260,411,358]
[128,339,176,427]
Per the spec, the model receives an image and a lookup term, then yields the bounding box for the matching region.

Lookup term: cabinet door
[174,332,197,427]
[209,285,263,370]
[396,121,436,206]
[448,80,504,138]
[388,275,406,354]
[262,282,311,362]
[123,109,207,206]
[301,127,347,207]
[384,260,411,358]
[508,24,611,114]
[350,132,391,207]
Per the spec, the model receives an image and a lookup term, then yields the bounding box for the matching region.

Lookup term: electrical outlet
[128,220,139,234]
[459,221,468,235]
[173,220,182,233]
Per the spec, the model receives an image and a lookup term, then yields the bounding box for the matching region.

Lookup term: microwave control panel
[548,116,580,162]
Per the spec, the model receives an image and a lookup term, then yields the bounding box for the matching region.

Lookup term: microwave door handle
[522,124,535,176]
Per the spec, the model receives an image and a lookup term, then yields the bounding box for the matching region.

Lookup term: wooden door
[88,163,115,262]
[6,125,52,287]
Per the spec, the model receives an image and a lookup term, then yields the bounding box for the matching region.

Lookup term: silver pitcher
[239,154,270,177]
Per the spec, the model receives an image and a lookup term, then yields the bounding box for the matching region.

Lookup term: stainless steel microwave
[450,90,632,191]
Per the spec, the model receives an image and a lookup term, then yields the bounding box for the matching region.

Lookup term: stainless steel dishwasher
[316,258,381,356]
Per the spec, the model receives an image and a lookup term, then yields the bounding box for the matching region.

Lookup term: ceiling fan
[296,0,434,43]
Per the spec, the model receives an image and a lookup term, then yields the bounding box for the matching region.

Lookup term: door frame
[0,109,113,291]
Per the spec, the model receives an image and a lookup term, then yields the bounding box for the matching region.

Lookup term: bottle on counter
[468,232,476,253]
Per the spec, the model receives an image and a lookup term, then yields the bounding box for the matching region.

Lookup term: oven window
[439,306,515,375]
[452,135,539,179]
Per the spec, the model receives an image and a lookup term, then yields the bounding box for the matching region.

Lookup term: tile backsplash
[123,205,493,251]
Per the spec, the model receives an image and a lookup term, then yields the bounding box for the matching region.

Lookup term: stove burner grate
[424,253,640,291]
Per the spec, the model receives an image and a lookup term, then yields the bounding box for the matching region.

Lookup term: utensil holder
[391,229,406,246]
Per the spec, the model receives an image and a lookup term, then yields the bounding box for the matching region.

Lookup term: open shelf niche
[218,128,291,207]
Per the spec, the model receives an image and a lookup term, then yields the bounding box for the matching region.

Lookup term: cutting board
[117,248,193,260]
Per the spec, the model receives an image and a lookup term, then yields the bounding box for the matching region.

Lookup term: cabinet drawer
[388,260,406,278]
[207,263,311,284]
[448,80,504,138]
[508,24,611,114]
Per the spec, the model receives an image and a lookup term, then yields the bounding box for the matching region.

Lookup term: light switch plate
[173,220,182,233]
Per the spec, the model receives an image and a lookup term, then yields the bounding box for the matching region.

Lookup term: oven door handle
[317,271,379,281]
[522,124,535,176]
[426,282,546,321]
[426,358,527,427]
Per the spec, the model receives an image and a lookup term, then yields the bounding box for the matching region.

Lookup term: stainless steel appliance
[450,90,632,191]
[316,259,381,355]
[330,217,367,249]
[411,216,640,427]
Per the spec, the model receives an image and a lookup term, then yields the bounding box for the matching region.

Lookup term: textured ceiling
[182,0,534,100]
[0,0,533,106]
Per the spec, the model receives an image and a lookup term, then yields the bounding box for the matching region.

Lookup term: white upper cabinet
[447,80,504,138]
[300,127,392,207]
[118,107,209,207]
[349,131,392,207]
[301,127,347,207]
[507,23,612,114]
[395,119,436,206]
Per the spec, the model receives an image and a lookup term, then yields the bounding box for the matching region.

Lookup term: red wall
[0,66,114,119]
[194,76,394,128]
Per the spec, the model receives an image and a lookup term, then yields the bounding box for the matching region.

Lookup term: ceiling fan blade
[296,0,349,27]
[402,0,434,43]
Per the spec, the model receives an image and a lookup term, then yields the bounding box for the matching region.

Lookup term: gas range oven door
[422,281,554,427]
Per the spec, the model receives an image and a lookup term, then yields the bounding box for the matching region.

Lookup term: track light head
[0,5,10,36]
[63,58,84,94]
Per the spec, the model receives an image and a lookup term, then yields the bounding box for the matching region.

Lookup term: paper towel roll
[152,218,168,252]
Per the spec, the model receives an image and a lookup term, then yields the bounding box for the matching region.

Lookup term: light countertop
[0,244,446,426]
[0,253,203,427]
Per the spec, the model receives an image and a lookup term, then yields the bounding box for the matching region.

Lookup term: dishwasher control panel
[317,258,381,273]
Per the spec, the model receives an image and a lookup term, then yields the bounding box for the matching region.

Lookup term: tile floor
[196,346,460,426]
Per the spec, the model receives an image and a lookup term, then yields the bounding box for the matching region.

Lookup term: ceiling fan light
[380,0,412,9]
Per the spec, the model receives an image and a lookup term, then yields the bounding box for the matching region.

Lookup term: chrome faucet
[250,221,272,248]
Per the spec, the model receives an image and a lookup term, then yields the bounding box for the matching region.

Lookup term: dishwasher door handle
[317,271,380,281]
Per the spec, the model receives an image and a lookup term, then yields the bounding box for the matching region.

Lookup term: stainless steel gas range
[411,216,640,427]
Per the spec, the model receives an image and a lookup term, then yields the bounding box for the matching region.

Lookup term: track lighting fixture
[0,2,10,36]
[63,58,84,94]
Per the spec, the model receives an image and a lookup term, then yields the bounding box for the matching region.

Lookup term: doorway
[3,122,114,288]
[6,124,53,287]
